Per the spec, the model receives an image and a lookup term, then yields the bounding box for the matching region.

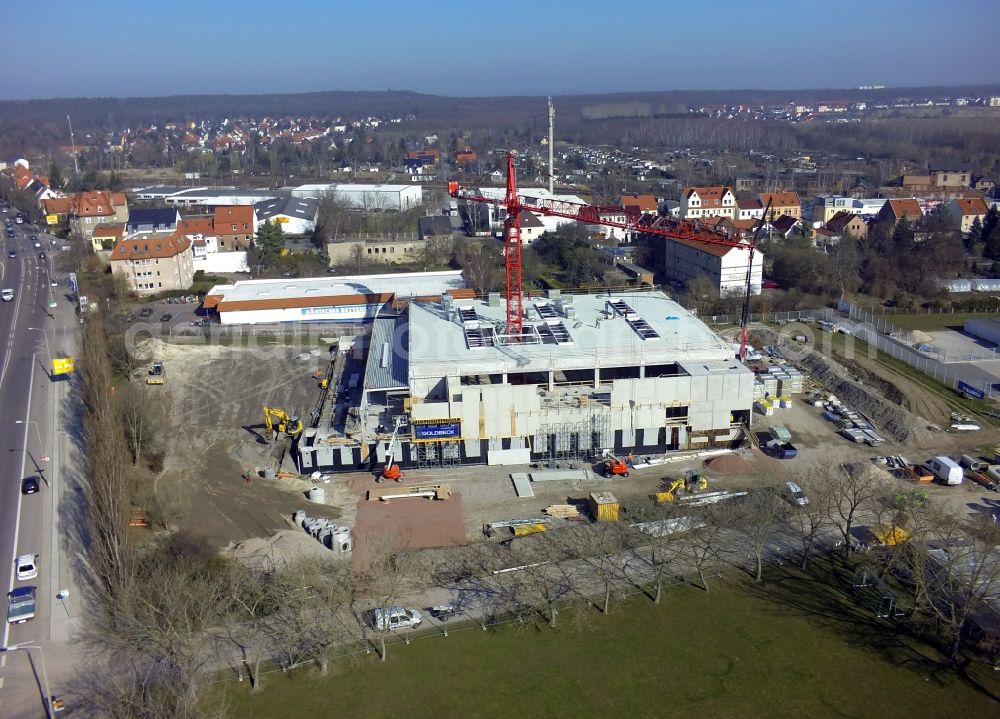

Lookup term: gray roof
[255,195,319,221]
[363,316,408,391]
[418,215,454,238]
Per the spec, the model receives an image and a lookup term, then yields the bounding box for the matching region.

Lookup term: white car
[781,481,809,507]
[369,606,422,631]
[15,553,37,581]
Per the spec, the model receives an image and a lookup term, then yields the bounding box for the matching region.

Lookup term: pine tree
[48,162,63,190]
[983,207,1000,261]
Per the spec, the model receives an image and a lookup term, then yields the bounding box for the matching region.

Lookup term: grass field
[215,567,1000,719]
[877,312,1000,333]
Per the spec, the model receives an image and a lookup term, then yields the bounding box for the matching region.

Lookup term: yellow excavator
[263,406,304,442]
[655,470,708,503]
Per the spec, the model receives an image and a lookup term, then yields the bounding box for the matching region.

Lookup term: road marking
[2,353,35,649]
[0,258,28,392]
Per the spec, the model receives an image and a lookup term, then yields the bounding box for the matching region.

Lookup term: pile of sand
[703,454,752,475]
[225,529,340,570]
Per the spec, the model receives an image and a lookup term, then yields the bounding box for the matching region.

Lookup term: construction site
[139,151,1000,569]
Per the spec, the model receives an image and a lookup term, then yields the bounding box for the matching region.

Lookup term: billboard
[413,421,461,441]
[273,216,289,223]
[52,357,75,375]
[958,380,985,400]
[46,214,59,225]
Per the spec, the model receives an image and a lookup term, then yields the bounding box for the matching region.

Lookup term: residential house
[518,211,546,244]
[874,198,923,231]
[813,195,856,224]
[758,191,802,220]
[813,226,841,249]
[68,190,128,238]
[454,150,477,165]
[109,230,194,296]
[619,194,659,216]
[826,211,868,240]
[768,214,802,239]
[126,207,180,234]
[680,186,736,219]
[213,205,257,251]
[736,198,763,221]
[91,223,126,253]
[944,197,989,234]
[902,170,971,193]
[42,196,74,229]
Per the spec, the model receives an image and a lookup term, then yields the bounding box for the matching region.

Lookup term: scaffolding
[536,410,612,468]
[414,439,463,470]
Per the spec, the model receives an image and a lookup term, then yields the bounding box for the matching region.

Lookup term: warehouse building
[299,289,754,472]
[203,270,466,325]
[291,183,423,211]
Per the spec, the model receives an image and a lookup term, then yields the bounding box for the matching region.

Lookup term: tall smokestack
[548,97,555,195]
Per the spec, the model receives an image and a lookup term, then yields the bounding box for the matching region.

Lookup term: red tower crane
[449,151,767,358]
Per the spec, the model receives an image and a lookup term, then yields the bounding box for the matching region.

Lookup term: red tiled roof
[759,191,801,208]
[178,216,216,236]
[92,223,126,241]
[213,205,255,232]
[886,199,922,221]
[42,196,73,215]
[954,198,989,215]
[71,190,115,218]
[619,194,658,213]
[109,230,191,261]
[684,186,733,209]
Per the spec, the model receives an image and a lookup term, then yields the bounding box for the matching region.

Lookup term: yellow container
[513,523,547,536]
[589,492,620,522]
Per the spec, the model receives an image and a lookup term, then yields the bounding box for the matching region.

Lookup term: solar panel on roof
[534,302,558,319]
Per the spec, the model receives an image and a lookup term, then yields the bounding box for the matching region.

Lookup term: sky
[2,0,998,100]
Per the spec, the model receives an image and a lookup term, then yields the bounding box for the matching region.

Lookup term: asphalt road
[0,211,78,717]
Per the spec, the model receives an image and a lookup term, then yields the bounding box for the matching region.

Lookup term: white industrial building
[291,183,423,211]
[134,186,284,207]
[465,187,589,236]
[203,270,465,325]
[299,289,754,473]
[255,196,319,235]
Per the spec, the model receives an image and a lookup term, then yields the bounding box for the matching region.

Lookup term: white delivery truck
[924,456,963,485]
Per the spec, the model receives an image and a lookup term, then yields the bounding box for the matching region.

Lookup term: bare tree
[673,513,724,592]
[896,512,1000,666]
[727,479,789,583]
[625,502,694,603]
[120,383,147,466]
[787,467,836,570]
[829,462,892,557]
[355,530,417,662]
[503,533,579,627]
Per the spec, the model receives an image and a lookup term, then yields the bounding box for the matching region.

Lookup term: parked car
[139,307,154,318]
[159,313,172,322]
[15,554,38,581]
[7,586,36,624]
[22,475,40,494]
[38,252,45,259]
[368,606,422,631]
[780,481,809,506]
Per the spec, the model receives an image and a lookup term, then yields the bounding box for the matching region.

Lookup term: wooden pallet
[543,504,580,518]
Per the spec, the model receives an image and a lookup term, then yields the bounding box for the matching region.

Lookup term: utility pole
[548,97,555,195]
[66,115,79,175]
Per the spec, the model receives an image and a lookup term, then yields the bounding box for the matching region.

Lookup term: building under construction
[299,288,753,473]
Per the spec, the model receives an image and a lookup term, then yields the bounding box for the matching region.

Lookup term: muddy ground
[139,330,1000,565]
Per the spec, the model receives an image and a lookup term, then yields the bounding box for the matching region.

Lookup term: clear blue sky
[2,0,998,100]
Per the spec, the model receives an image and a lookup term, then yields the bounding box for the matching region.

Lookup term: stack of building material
[783,367,803,393]
[543,504,581,518]
[755,399,774,416]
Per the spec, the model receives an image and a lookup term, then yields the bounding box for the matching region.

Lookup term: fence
[705,308,831,326]
[837,300,995,399]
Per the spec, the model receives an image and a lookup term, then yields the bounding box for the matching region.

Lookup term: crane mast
[450,151,763,358]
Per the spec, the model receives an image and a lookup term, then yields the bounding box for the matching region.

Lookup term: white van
[924,456,963,486]
[1,289,13,302]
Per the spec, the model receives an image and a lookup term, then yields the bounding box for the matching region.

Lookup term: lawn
[879,311,1000,333]
[215,569,1000,719]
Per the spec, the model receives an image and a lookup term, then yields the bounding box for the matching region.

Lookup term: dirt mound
[703,454,752,475]
[752,328,935,444]
[226,529,342,570]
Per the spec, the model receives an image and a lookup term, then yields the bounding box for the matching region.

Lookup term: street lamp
[14,419,48,466]
[0,643,56,717]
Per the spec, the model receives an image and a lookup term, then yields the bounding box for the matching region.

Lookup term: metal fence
[837,300,995,398]
[705,308,830,326]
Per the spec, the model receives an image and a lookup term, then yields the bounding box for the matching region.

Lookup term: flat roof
[133,185,202,197]
[406,290,739,376]
[363,316,408,391]
[170,187,285,199]
[208,270,466,311]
